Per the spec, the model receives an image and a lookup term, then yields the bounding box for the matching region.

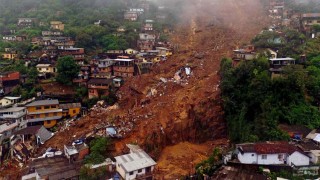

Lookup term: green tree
[84,137,111,164]
[56,56,80,85]
[196,148,223,177]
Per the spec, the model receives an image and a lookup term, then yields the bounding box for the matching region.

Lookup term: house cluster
[70,3,173,99]
[0,98,82,166]
[2,19,86,67]
[269,0,320,38]
[232,45,295,77]
[75,44,172,99]
[21,144,157,180]
[225,125,320,176]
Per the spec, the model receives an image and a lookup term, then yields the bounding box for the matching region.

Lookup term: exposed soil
[20,0,269,178]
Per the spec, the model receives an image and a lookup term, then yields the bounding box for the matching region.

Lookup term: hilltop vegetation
[0,0,176,53]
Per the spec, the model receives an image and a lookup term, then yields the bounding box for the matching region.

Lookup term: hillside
[36,0,269,178]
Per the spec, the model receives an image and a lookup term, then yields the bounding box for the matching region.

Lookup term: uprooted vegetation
[38,0,269,178]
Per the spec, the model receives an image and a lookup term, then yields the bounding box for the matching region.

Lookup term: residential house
[26,100,63,128]
[64,142,89,162]
[0,96,21,108]
[2,36,16,42]
[106,50,124,59]
[50,21,65,31]
[297,141,320,164]
[94,20,102,26]
[278,124,311,141]
[137,33,156,51]
[60,103,81,118]
[3,35,27,42]
[266,48,277,59]
[232,45,256,66]
[115,144,156,180]
[36,64,57,76]
[156,47,172,56]
[117,26,126,33]
[14,125,53,145]
[125,48,138,55]
[129,8,144,14]
[73,65,91,85]
[2,48,18,60]
[88,78,113,99]
[42,31,63,36]
[300,13,320,37]
[124,11,139,21]
[143,20,154,31]
[0,107,27,144]
[113,59,135,77]
[237,141,310,166]
[269,0,284,9]
[59,48,85,65]
[21,156,79,180]
[91,59,114,78]
[0,71,21,95]
[17,18,37,28]
[269,57,295,77]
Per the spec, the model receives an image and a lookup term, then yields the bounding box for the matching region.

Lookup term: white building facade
[237,142,310,166]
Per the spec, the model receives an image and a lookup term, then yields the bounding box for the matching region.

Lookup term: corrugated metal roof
[26,100,59,107]
[0,107,25,112]
[115,147,156,173]
[59,103,81,109]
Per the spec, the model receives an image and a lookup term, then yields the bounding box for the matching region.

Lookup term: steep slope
[40,0,268,178]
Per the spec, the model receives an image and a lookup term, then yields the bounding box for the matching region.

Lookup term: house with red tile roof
[237,141,310,166]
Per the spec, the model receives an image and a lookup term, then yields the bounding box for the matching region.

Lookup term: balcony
[136,172,154,180]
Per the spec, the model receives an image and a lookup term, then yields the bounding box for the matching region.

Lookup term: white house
[237,142,310,166]
[0,107,27,143]
[114,144,157,180]
[0,96,21,108]
[309,150,320,164]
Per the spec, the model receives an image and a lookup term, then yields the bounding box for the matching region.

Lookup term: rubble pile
[38,0,268,178]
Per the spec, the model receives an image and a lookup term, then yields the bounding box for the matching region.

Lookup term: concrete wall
[257,154,286,165]
[288,151,310,166]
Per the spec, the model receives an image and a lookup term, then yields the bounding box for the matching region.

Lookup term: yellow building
[60,103,81,118]
[2,52,18,60]
[50,21,65,31]
[26,99,62,128]
[36,64,57,73]
[156,47,172,56]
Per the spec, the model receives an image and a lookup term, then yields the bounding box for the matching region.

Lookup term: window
[138,169,142,173]
[73,110,76,114]
[278,154,283,160]
[129,172,133,175]
[51,105,56,108]
[44,106,50,109]
[262,155,267,159]
[45,113,49,117]
[36,106,41,110]
[53,112,58,116]
[36,114,40,118]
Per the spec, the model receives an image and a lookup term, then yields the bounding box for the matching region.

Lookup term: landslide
[113,0,269,154]
[40,0,268,174]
